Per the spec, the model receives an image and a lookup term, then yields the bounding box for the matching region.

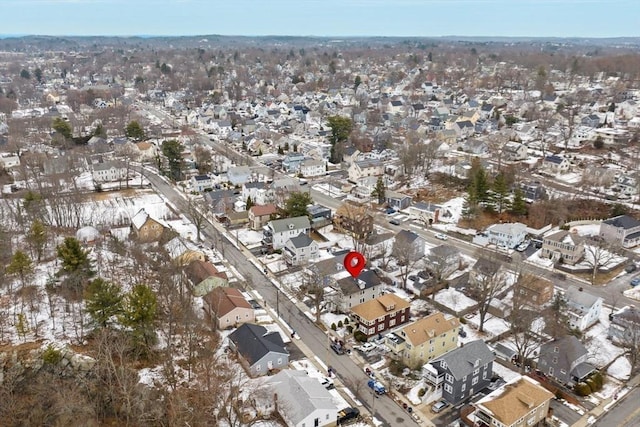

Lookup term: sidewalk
[571,373,640,427]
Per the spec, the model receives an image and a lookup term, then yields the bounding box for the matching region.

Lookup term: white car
[357,342,377,353]
[320,377,335,389]
[435,233,448,240]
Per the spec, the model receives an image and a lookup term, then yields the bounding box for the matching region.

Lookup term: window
[472,377,479,385]
[552,357,558,364]
[445,374,453,383]
[461,383,466,392]
[378,324,385,331]
[473,368,480,375]
[549,367,554,375]
[560,369,567,375]
[389,319,396,327]
[554,346,559,353]
[277,358,283,365]
[256,365,261,372]
[444,384,453,394]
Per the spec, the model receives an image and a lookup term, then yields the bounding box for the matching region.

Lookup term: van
[431,400,449,413]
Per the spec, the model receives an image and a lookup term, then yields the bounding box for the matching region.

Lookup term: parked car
[389,218,401,226]
[516,240,530,252]
[337,407,360,424]
[435,233,448,240]
[431,400,449,413]
[625,264,637,273]
[631,277,640,287]
[330,342,345,355]
[368,379,386,395]
[320,377,335,390]
[357,342,377,353]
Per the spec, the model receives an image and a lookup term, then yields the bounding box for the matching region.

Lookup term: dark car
[337,407,360,424]
[330,342,345,355]
[625,264,637,273]
[389,218,401,226]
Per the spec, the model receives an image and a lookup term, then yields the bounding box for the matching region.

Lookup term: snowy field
[434,288,477,312]
[584,309,625,368]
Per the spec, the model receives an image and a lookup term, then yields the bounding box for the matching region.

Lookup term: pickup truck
[368,379,386,395]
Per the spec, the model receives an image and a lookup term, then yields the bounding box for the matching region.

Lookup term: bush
[418,388,426,397]
[353,330,367,342]
[389,360,408,376]
[338,320,343,328]
[42,344,63,365]
[331,323,337,331]
[575,382,591,396]
[586,378,597,392]
[592,371,604,389]
[346,325,354,334]
[459,317,467,324]
[344,317,350,325]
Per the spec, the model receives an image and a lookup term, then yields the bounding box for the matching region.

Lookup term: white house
[564,286,603,331]
[263,216,311,250]
[266,370,338,427]
[599,215,640,248]
[348,159,384,183]
[485,222,527,249]
[283,233,319,266]
[543,155,571,175]
[191,174,213,192]
[92,161,127,183]
[502,142,528,161]
[0,153,20,169]
[299,159,325,177]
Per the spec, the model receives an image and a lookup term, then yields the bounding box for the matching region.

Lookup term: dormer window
[554,346,559,353]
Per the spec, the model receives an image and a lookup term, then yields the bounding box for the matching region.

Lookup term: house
[514,276,554,306]
[394,230,426,262]
[608,306,640,344]
[350,294,411,338]
[130,208,167,242]
[185,259,228,296]
[542,155,570,175]
[502,142,528,161]
[164,237,206,266]
[282,152,306,173]
[92,160,128,183]
[191,174,213,192]
[348,159,384,183]
[227,323,289,377]
[266,370,339,427]
[227,166,252,186]
[540,230,585,265]
[299,159,326,177]
[468,258,510,296]
[427,245,461,280]
[205,189,239,215]
[564,286,603,331]
[333,269,384,313]
[203,287,255,329]
[248,204,277,231]
[581,114,601,128]
[263,216,311,250]
[386,312,461,369]
[0,153,20,169]
[283,233,319,266]
[520,181,547,202]
[407,202,441,225]
[538,336,595,386]
[134,141,158,161]
[474,376,553,427]
[424,340,495,405]
[485,222,527,249]
[493,343,518,363]
[462,138,488,155]
[242,182,268,205]
[308,204,332,229]
[385,191,413,211]
[454,120,475,138]
[333,203,374,240]
[599,214,640,248]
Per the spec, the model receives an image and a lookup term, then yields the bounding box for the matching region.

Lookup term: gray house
[427,245,461,279]
[395,229,426,261]
[599,215,640,249]
[386,191,413,210]
[334,269,384,312]
[227,323,289,377]
[424,340,495,405]
[283,233,319,266]
[537,335,594,386]
[608,306,640,344]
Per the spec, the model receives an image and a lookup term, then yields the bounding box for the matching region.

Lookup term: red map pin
[344,251,366,278]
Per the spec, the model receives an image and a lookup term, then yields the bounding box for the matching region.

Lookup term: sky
[1,0,638,38]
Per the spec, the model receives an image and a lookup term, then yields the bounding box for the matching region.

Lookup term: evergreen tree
[473,164,489,204]
[52,117,72,139]
[277,145,284,155]
[511,188,528,216]
[125,120,145,141]
[56,237,92,275]
[371,176,386,205]
[7,250,34,285]
[282,191,313,218]
[246,196,254,210]
[492,173,510,214]
[85,278,123,328]
[26,219,47,261]
[119,284,157,348]
[161,139,185,181]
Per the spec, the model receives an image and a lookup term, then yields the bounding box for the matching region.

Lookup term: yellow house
[131,208,167,242]
[387,311,460,369]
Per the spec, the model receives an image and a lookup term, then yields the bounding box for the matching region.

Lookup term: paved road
[594,387,640,427]
[136,166,418,427]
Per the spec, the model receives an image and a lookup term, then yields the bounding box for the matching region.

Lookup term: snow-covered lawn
[236,229,264,247]
[556,172,583,184]
[467,313,510,338]
[584,311,625,368]
[434,288,478,312]
[321,312,352,337]
[569,223,601,237]
[606,356,631,381]
[439,197,465,224]
[492,362,521,382]
[526,249,555,268]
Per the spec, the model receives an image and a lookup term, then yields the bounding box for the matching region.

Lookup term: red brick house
[350,294,411,338]
[248,204,277,231]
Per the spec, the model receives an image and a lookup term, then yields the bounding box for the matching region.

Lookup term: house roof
[401,312,460,346]
[185,259,227,284]
[164,237,200,259]
[250,204,277,217]
[267,370,338,425]
[429,244,459,259]
[269,216,310,233]
[545,155,565,165]
[203,287,252,317]
[603,214,640,230]
[516,276,553,294]
[544,230,582,246]
[476,376,554,425]
[228,323,288,365]
[288,233,315,249]
[131,208,165,231]
[336,269,381,295]
[396,229,421,245]
[434,340,494,380]
[412,202,441,213]
[539,335,589,379]
[350,293,410,321]
[565,286,601,311]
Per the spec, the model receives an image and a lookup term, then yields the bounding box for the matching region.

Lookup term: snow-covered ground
[236,229,264,247]
[492,361,521,382]
[584,309,625,368]
[466,313,510,338]
[439,197,465,224]
[569,223,601,237]
[434,288,477,312]
[526,249,555,269]
[606,356,631,381]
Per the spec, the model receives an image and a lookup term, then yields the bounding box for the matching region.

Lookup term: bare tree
[185,196,208,242]
[297,265,332,324]
[507,275,545,372]
[391,232,422,289]
[468,256,509,333]
[583,238,619,285]
[334,202,373,260]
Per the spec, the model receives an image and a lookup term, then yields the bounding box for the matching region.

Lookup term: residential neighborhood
[0,31,640,427]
